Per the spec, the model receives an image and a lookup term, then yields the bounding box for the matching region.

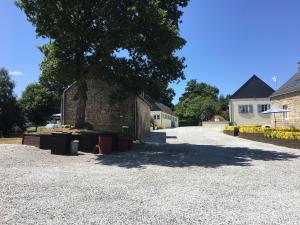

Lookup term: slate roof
[145,96,177,116]
[271,70,300,98]
[230,75,274,99]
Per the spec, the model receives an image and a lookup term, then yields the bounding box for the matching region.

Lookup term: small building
[61,79,151,139]
[229,75,274,126]
[146,97,179,128]
[270,62,300,128]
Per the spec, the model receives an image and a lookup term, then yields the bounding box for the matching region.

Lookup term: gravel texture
[1,127,300,225]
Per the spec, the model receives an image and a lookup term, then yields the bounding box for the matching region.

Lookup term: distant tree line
[0,67,58,136]
[0,68,24,136]
[175,79,230,126]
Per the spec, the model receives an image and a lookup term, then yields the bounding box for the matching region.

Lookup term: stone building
[61,79,151,139]
[270,62,300,128]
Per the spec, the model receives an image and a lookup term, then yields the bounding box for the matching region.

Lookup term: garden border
[238,132,300,149]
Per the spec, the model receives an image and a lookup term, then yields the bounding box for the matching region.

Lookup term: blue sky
[1,0,300,103]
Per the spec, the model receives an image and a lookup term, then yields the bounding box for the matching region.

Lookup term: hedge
[239,126,265,134]
[224,125,300,141]
[224,126,239,132]
[264,130,300,140]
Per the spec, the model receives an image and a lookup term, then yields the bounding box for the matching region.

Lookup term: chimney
[298,61,300,72]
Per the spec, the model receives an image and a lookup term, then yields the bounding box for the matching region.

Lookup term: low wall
[202,121,229,129]
[223,130,239,136]
[23,132,120,153]
[238,132,300,149]
[22,134,53,149]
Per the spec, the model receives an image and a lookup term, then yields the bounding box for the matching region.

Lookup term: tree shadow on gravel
[95,132,299,169]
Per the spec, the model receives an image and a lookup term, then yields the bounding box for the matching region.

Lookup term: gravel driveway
[1,127,300,225]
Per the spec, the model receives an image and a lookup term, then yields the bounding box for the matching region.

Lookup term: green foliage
[159,87,176,109]
[264,130,300,140]
[38,43,75,96]
[149,118,156,129]
[0,68,24,136]
[179,79,219,102]
[176,80,229,125]
[188,96,220,121]
[218,94,230,121]
[16,0,189,127]
[19,84,56,130]
[179,118,200,127]
[38,43,73,113]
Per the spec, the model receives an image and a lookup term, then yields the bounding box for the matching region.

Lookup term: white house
[229,75,274,126]
[146,96,179,128]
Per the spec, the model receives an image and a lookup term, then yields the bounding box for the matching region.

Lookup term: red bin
[98,135,112,154]
[118,136,129,152]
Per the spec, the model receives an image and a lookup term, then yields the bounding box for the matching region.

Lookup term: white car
[45,123,61,129]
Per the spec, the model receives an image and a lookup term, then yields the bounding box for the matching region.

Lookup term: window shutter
[257,104,262,113]
[238,105,242,113]
[268,104,271,110]
[248,105,253,113]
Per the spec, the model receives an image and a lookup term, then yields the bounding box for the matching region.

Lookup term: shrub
[264,130,300,140]
[239,126,264,133]
[224,126,239,132]
[179,119,199,127]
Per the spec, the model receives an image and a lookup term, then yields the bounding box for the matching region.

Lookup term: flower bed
[237,126,300,149]
[223,126,239,136]
[239,132,300,149]
[239,126,264,134]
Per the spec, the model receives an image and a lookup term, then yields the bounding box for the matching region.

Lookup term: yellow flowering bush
[239,126,265,133]
[224,126,239,132]
[264,131,300,140]
[225,125,300,140]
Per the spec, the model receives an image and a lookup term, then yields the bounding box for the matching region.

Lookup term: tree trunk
[35,124,38,132]
[75,79,88,129]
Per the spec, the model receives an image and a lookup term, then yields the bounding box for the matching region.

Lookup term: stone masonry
[271,90,300,128]
[62,79,150,139]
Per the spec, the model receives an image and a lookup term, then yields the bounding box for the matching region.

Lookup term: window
[156,115,160,120]
[238,105,253,113]
[257,104,270,113]
[283,105,288,120]
[153,115,156,120]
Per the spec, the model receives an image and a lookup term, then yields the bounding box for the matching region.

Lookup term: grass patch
[0,138,22,144]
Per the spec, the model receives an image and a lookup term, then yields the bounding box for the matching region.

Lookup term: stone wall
[62,79,150,138]
[271,90,300,128]
[137,97,151,138]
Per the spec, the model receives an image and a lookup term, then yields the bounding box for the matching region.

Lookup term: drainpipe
[134,98,137,140]
[61,92,65,125]
[229,101,233,124]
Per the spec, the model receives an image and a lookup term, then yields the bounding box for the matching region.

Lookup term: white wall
[229,98,271,126]
[151,111,179,128]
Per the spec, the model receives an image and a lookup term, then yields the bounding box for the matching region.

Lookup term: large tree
[176,80,228,125]
[19,84,56,131]
[159,87,176,109]
[16,0,188,128]
[218,94,230,121]
[38,43,74,113]
[179,79,219,102]
[0,68,24,136]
